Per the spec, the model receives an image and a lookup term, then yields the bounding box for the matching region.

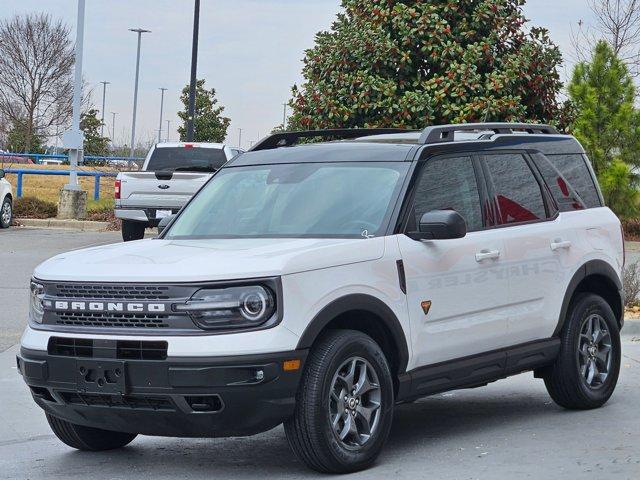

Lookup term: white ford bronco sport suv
[18,124,624,473]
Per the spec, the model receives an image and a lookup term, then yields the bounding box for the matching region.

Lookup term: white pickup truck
[115,142,237,241]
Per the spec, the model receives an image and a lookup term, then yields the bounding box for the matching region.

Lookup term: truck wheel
[46,413,137,451]
[544,293,621,410]
[121,220,146,242]
[284,330,394,473]
[0,196,12,228]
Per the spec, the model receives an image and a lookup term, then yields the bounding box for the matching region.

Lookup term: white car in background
[115,142,235,241]
[0,168,13,228]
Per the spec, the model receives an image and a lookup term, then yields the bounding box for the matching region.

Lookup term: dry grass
[0,163,118,203]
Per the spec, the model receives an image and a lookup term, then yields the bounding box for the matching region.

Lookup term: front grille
[56,312,170,329]
[48,337,168,360]
[55,284,170,300]
[60,392,175,411]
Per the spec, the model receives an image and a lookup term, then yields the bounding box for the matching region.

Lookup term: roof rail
[418,123,559,145]
[249,128,411,151]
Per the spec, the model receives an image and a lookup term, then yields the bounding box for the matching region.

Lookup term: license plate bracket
[76,360,126,395]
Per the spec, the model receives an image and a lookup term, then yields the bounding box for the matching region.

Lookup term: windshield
[165,162,409,239]
[146,147,227,172]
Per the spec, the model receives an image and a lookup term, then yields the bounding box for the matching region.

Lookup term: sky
[0,0,599,150]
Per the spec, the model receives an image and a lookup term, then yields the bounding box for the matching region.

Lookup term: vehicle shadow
[38,386,573,479]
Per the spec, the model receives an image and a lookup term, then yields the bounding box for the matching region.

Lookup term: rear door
[480,151,575,344]
[397,154,512,368]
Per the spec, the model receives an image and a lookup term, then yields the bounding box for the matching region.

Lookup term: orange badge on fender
[421,300,432,315]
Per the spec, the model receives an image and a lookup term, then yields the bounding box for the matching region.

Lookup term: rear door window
[483,153,547,225]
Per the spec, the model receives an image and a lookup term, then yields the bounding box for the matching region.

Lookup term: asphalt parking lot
[1,228,640,479]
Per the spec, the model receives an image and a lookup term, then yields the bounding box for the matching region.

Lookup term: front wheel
[544,293,621,410]
[284,330,394,473]
[46,413,137,451]
[121,220,146,242]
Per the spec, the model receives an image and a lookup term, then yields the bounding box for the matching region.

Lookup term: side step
[397,338,560,401]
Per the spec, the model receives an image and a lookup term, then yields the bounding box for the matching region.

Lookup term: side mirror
[157,214,176,235]
[407,210,467,241]
[0,169,4,179]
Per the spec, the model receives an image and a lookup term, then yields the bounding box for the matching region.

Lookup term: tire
[0,196,12,228]
[46,413,137,451]
[121,220,146,242]
[544,293,621,410]
[284,330,394,473]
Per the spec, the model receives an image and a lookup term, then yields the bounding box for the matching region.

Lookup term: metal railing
[0,152,143,165]
[3,168,117,201]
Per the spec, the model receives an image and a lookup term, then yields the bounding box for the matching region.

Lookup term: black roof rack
[249,128,412,151]
[418,122,559,145]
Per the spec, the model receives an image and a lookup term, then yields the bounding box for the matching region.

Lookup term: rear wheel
[544,293,621,410]
[121,220,146,242]
[46,413,137,451]
[0,196,12,228]
[284,330,394,473]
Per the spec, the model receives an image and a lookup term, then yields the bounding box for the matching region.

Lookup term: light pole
[111,112,118,145]
[129,28,151,159]
[63,0,85,191]
[99,81,110,137]
[238,128,242,149]
[166,120,171,142]
[186,0,201,141]
[158,87,167,143]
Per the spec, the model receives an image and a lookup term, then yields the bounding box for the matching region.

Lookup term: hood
[33,237,386,283]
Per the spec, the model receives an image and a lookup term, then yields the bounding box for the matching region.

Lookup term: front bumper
[17,347,307,438]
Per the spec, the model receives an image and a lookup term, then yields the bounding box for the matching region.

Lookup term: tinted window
[413,156,483,232]
[146,147,227,172]
[546,154,601,208]
[531,153,586,212]
[484,154,546,224]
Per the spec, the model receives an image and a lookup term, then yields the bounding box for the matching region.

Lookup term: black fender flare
[296,294,410,374]
[554,259,623,336]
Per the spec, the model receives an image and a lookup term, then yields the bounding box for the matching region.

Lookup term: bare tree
[572,1,640,76]
[0,13,74,152]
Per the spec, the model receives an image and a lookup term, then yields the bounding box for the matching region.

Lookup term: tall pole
[100,81,110,137]
[158,87,167,143]
[166,120,171,142]
[238,128,242,149]
[129,28,151,159]
[64,0,85,190]
[186,0,200,141]
[111,112,118,145]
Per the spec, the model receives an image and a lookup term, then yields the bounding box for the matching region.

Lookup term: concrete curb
[16,218,110,232]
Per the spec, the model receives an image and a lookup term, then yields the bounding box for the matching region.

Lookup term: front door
[397,154,512,370]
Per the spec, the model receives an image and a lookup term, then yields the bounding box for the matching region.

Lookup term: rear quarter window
[544,154,602,208]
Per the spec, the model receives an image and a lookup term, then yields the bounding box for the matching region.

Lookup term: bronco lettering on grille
[53,301,167,313]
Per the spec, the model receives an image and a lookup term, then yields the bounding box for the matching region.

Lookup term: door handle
[475,249,501,262]
[551,239,572,251]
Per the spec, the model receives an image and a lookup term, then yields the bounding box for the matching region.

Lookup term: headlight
[175,285,276,330]
[29,281,45,324]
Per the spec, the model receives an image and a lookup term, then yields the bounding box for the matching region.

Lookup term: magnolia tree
[288,0,563,130]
